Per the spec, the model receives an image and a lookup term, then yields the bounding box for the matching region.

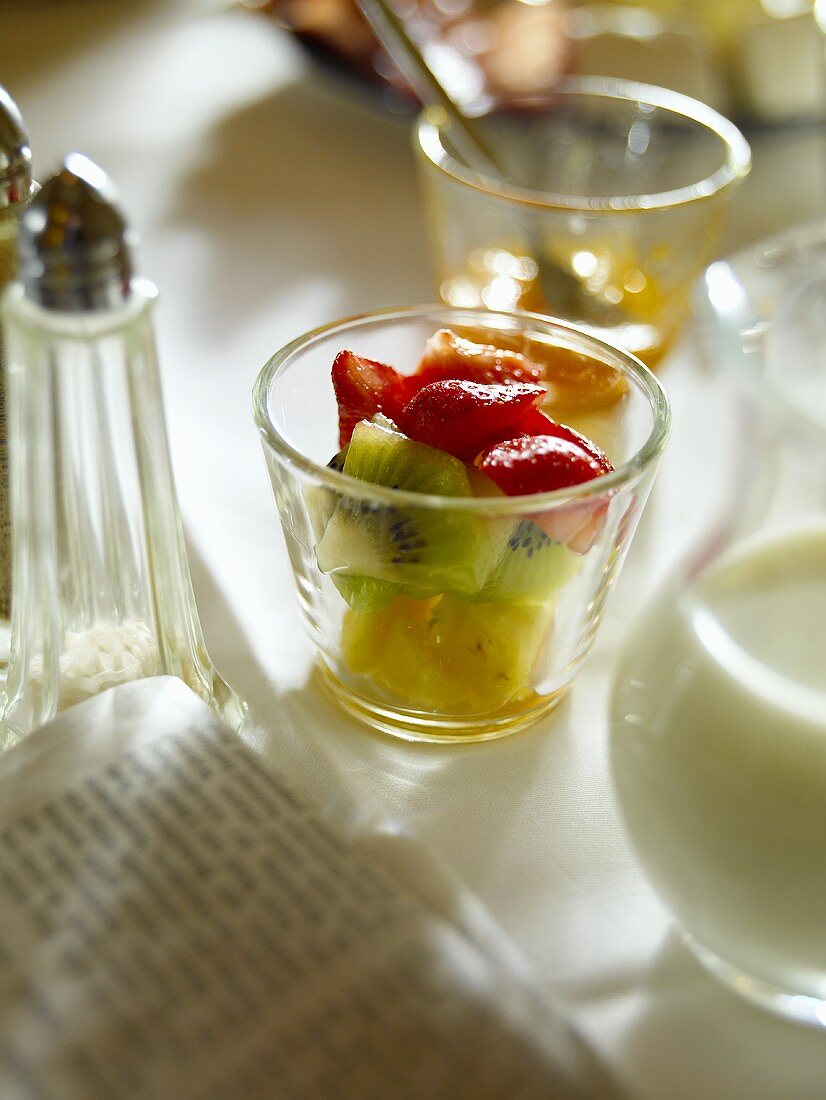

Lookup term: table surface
[2,2,826,1096]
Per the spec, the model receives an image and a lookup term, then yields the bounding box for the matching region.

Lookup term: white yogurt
[611,523,826,1000]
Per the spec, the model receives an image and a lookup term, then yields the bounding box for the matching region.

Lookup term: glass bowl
[253,305,670,743]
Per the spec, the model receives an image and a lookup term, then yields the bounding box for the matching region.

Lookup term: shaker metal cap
[0,85,33,209]
[18,153,136,312]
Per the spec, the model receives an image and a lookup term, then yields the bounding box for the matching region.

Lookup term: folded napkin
[0,677,625,1099]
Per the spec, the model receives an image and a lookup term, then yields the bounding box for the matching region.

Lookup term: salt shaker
[0,86,35,684]
[0,154,245,745]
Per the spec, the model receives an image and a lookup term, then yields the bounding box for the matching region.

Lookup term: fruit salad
[310,328,622,717]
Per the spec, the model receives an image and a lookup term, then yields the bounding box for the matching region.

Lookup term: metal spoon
[356,0,617,323]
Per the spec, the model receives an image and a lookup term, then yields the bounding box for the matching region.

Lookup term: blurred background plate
[245,0,574,110]
[248,0,826,124]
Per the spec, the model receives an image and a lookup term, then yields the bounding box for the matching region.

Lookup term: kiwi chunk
[331,574,399,613]
[305,445,350,541]
[316,420,503,598]
[475,520,578,604]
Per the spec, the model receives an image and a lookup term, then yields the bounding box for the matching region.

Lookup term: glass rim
[414,76,751,213]
[252,304,672,514]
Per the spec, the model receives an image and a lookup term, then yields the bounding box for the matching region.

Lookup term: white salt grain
[29,619,160,708]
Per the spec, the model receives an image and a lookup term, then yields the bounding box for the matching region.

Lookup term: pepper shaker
[0,87,35,684]
[0,154,245,745]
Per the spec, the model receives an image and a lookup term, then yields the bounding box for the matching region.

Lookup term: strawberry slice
[405,329,544,400]
[514,408,613,472]
[400,379,545,462]
[331,350,409,448]
[479,435,606,495]
[478,434,613,553]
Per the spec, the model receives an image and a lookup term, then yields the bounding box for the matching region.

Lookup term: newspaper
[0,677,623,1099]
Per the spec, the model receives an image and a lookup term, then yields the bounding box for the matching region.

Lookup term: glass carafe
[610,227,826,1026]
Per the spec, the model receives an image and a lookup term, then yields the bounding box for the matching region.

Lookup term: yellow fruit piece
[341,594,552,715]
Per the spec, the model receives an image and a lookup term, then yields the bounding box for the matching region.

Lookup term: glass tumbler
[254,306,669,743]
[414,77,750,367]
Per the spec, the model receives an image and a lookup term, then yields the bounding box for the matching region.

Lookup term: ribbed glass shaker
[0,154,245,746]
[0,85,37,684]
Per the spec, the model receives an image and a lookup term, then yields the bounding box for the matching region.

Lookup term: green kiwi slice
[316,420,503,599]
[473,520,578,604]
[331,574,399,613]
[305,445,349,541]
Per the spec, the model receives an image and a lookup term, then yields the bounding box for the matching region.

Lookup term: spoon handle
[356,0,503,178]
[355,0,617,324]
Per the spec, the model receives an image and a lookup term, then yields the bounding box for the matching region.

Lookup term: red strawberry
[513,408,613,472]
[331,350,408,448]
[478,434,613,553]
[405,329,544,400]
[479,435,605,495]
[400,379,545,462]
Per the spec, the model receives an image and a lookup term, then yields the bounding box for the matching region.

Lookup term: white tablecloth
[3,2,826,1095]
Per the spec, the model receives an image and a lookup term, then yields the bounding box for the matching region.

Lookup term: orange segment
[535,345,629,414]
[446,325,628,413]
